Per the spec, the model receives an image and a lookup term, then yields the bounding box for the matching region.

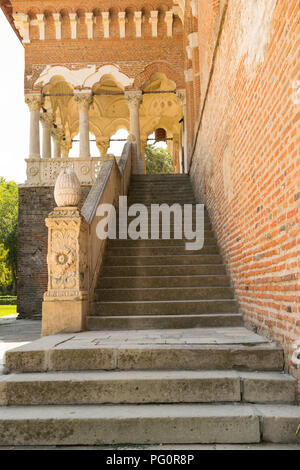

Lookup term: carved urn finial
[54,168,81,207]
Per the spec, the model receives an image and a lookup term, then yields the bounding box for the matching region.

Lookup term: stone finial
[54,168,81,207]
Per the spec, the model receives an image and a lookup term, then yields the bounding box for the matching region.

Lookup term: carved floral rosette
[44,207,89,301]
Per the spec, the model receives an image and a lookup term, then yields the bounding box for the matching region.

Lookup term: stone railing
[25,156,108,186]
[41,142,132,336]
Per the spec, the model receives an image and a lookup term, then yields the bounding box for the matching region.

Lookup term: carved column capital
[74,90,93,112]
[25,93,43,111]
[125,90,143,109]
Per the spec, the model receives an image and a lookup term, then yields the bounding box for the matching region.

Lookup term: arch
[34,64,133,89]
[134,62,184,89]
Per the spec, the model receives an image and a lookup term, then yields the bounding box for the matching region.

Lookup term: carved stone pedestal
[42,207,89,336]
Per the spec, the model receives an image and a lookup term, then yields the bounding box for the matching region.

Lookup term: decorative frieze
[13,9,179,42]
[25,157,103,186]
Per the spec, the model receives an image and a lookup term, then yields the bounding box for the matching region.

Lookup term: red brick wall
[190,0,300,389]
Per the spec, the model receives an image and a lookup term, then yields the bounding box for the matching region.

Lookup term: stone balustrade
[41,142,132,336]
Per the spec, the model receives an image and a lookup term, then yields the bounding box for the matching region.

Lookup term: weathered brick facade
[189,0,300,385]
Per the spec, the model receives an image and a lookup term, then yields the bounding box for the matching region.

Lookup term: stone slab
[4,327,283,373]
[0,404,261,446]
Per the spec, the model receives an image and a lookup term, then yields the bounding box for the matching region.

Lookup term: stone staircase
[87,174,242,331]
[0,174,299,447]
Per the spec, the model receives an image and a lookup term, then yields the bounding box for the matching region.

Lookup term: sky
[0,9,28,184]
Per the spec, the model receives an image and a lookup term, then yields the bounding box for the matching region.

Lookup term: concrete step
[95,287,235,302]
[101,264,228,277]
[103,254,223,266]
[0,370,295,406]
[106,246,219,257]
[97,275,231,289]
[86,313,244,330]
[4,328,283,373]
[91,299,239,316]
[1,403,299,445]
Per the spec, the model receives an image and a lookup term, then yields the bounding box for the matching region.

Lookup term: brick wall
[17,185,91,318]
[190,0,300,388]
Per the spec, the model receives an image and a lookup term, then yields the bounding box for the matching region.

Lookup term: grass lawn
[0,305,17,317]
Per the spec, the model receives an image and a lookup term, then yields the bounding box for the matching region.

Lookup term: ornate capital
[25,93,43,111]
[74,91,93,112]
[125,90,143,110]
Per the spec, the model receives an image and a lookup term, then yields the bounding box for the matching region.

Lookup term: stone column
[52,130,62,158]
[176,89,188,173]
[25,93,43,159]
[125,90,144,174]
[74,90,93,158]
[40,114,52,158]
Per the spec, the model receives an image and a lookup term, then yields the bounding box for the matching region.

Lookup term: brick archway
[133,62,185,90]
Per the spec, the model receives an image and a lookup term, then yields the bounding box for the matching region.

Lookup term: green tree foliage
[0,178,18,293]
[145,144,174,174]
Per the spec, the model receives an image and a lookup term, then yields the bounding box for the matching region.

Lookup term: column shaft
[25,94,43,159]
[74,91,93,158]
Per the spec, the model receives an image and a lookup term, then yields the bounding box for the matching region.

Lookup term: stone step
[103,254,223,266]
[97,275,231,289]
[1,403,299,445]
[95,287,235,302]
[4,328,283,373]
[0,370,295,406]
[101,264,228,277]
[127,199,197,204]
[106,246,219,257]
[131,175,190,180]
[107,238,217,247]
[86,313,244,330]
[91,299,239,316]
[127,191,196,197]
